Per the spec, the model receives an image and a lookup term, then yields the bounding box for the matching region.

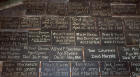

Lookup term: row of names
[0,16,140,31]
[0,61,140,77]
[23,0,140,16]
[0,45,139,61]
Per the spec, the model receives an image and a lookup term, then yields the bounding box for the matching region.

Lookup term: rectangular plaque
[22,45,50,61]
[71,62,99,77]
[85,46,118,61]
[42,16,69,31]
[50,46,83,61]
[28,30,51,45]
[131,62,140,77]
[111,4,137,16]
[23,45,83,61]
[119,46,140,61]
[47,0,68,15]
[90,0,111,16]
[101,32,125,45]
[52,31,75,45]
[41,62,70,77]
[68,0,90,16]
[24,0,47,15]
[0,17,21,29]
[125,31,140,46]
[98,17,123,31]
[101,62,130,76]
[75,31,100,46]
[70,16,97,31]
[0,46,27,61]
[20,16,41,29]
[124,18,140,31]
[0,30,28,46]
[2,62,39,77]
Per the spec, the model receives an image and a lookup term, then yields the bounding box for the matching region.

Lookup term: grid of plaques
[0,0,140,77]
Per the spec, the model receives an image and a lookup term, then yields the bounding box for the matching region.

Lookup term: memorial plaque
[0,46,27,61]
[50,46,83,61]
[71,16,97,31]
[28,30,51,45]
[90,0,111,16]
[42,16,69,31]
[71,62,99,77]
[24,0,47,15]
[75,31,100,46]
[1,0,140,77]
[125,31,140,46]
[131,62,140,77]
[20,16,41,29]
[22,45,50,61]
[85,46,118,61]
[119,46,140,61]
[98,17,123,31]
[0,30,28,46]
[2,62,39,77]
[68,0,90,16]
[124,18,140,31]
[23,45,83,61]
[52,31,75,45]
[47,0,68,15]
[111,4,137,16]
[41,62,70,77]
[0,17,21,29]
[101,62,130,77]
[101,32,125,45]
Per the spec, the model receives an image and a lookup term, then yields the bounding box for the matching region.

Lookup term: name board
[68,0,90,16]
[0,46,27,61]
[71,62,99,77]
[22,45,50,61]
[101,32,125,45]
[50,46,83,61]
[90,0,111,16]
[100,62,130,76]
[42,16,69,30]
[47,0,68,15]
[85,46,118,61]
[124,18,140,31]
[98,17,123,31]
[75,32,100,46]
[2,62,39,77]
[28,30,51,45]
[0,30,28,46]
[0,17,21,29]
[71,16,97,31]
[52,31,75,45]
[20,16,41,29]
[111,4,137,16]
[119,46,140,61]
[125,31,140,46]
[23,0,47,15]
[41,62,70,77]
